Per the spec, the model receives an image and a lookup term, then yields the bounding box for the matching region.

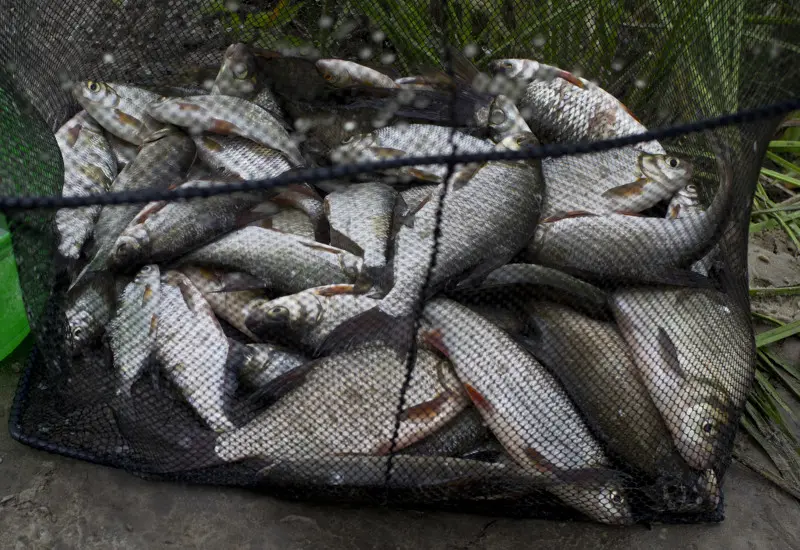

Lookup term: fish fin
[445,44,482,83]
[313,284,358,297]
[398,193,433,228]
[315,307,415,359]
[601,177,650,199]
[398,392,452,421]
[369,146,406,160]
[541,211,597,223]
[523,448,558,474]
[421,328,450,358]
[449,162,484,192]
[298,241,345,254]
[556,70,586,89]
[462,383,494,415]
[451,253,516,290]
[656,327,685,380]
[329,228,366,257]
[244,361,316,407]
[235,207,278,229]
[406,167,444,183]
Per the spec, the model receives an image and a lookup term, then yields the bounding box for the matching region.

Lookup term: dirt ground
[1,232,799,550]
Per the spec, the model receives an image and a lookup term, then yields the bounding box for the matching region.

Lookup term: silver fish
[421,298,633,525]
[108,178,274,269]
[178,226,365,295]
[55,110,91,153]
[459,303,527,336]
[315,59,399,89]
[540,150,692,217]
[109,264,161,397]
[401,407,489,458]
[489,58,664,155]
[244,284,379,353]
[105,131,139,171]
[77,127,196,284]
[527,143,733,284]
[324,182,400,279]
[192,134,293,181]
[55,115,117,259]
[211,43,261,97]
[215,344,469,462]
[524,302,720,512]
[261,208,316,240]
[72,81,164,145]
[64,272,116,355]
[488,94,532,142]
[147,95,304,166]
[270,185,327,241]
[611,287,754,470]
[234,341,309,394]
[156,271,235,433]
[399,184,437,213]
[666,184,716,276]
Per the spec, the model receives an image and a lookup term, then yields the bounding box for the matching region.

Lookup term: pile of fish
[54,43,754,525]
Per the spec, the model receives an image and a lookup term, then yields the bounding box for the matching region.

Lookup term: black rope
[1,99,797,211]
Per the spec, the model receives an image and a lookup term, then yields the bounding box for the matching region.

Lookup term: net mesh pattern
[0,0,798,525]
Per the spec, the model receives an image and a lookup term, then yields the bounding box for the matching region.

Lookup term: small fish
[489,58,664,154]
[72,81,164,145]
[315,59,399,89]
[211,43,261,97]
[64,272,116,355]
[666,184,716,276]
[104,131,139,171]
[192,135,293,181]
[611,287,754,470]
[243,284,379,353]
[401,407,489,458]
[324,182,401,280]
[156,271,235,433]
[55,115,117,259]
[109,178,273,269]
[215,344,468,462]
[421,298,633,525]
[226,340,310,404]
[109,264,161,397]
[487,94,532,142]
[178,226,366,295]
[147,95,304,166]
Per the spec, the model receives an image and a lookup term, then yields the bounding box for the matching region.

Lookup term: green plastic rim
[0,213,30,362]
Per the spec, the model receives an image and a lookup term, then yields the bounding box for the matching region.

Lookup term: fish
[458,303,528,336]
[177,226,366,295]
[156,270,235,433]
[215,344,469,462]
[666,184,717,276]
[523,301,720,512]
[64,272,116,355]
[243,284,379,353]
[487,94,532,142]
[108,264,161,397]
[75,127,195,285]
[611,287,754,471]
[105,131,139,171]
[399,184,438,213]
[270,185,328,242]
[324,182,401,280]
[108,178,274,269]
[260,208,316,240]
[181,266,267,342]
[488,58,665,154]
[55,115,117,259]
[72,81,164,145]
[55,110,91,152]
[421,298,633,525]
[540,150,692,217]
[211,43,261,97]
[231,340,309,395]
[147,94,304,166]
[315,59,399,89]
[401,407,489,458]
[192,135,294,181]
[526,139,734,285]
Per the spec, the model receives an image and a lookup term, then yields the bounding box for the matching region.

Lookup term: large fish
[75,127,195,285]
[178,226,366,295]
[147,95,304,166]
[108,179,275,269]
[611,287,754,471]
[526,140,733,285]
[260,208,316,240]
[421,298,633,525]
[55,115,117,259]
[524,301,720,512]
[192,135,293,181]
[401,407,489,458]
[324,182,401,280]
[215,344,469,462]
[540,149,692,217]
[244,284,379,353]
[488,58,664,154]
[156,270,235,433]
[109,264,161,397]
[72,81,164,145]
[64,272,117,355]
[270,185,328,242]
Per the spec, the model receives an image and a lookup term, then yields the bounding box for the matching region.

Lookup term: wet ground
[1,231,798,549]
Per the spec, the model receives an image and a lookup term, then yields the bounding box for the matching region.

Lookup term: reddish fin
[132,201,168,224]
[449,162,483,192]
[541,211,597,223]
[523,448,557,474]
[398,392,452,421]
[114,109,143,127]
[667,204,681,219]
[148,313,158,337]
[314,284,357,297]
[299,241,344,255]
[406,167,443,183]
[176,102,202,111]
[370,146,406,159]
[209,118,239,135]
[66,124,82,147]
[463,383,493,414]
[142,285,155,305]
[200,136,223,152]
[557,70,585,88]
[235,208,276,228]
[601,177,649,198]
[421,328,449,358]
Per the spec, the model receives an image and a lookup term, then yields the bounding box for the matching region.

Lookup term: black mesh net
[1,0,798,526]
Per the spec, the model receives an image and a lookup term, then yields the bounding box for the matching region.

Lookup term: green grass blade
[769,141,800,153]
[749,210,800,232]
[766,151,800,175]
[756,319,800,348]
[750,286,800,297]
[751,311,786,325]
[761,167,800,188]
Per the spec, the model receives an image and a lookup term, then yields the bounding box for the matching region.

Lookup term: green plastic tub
[0,213,30,361]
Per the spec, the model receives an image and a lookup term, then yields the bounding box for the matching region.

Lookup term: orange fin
[601,177,649,198]
[541,211,597,223]
[523,448,557,474]
[201,135,223,152]
[114,109,143,128]
[463,383,493,414]
[148,313,158,337]
[667,204,681,219]
[421,328,449,358]
[176,102,202,111]
[557,70,585,88]
[314,284,357,297]
[209,118,238,135]
[398,392,452,421]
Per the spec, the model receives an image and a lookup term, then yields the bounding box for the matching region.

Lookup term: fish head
[73,81,119,110]
[488,95,528,138]
[66,309,93,353]
[218,43,258,94]
[110,226,150,270]
[640,154,693,191]
[133,264,161,286]
[339,253,365,283]
[244,293,321,337]
[329,133,376,164]
[574,482,635,525]
[489,59,531,80]
[652,467,720,513]
[675,401,729,470]
[315,59,350,87]
[496,131,540,154]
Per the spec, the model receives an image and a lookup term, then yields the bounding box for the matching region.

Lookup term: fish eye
[232,62,249,79]
[140,265,152,273]
[668,157,679,168]
[701,419,716,435]
[323,73,335,82]
[686,184,697,193]
[502,61,513,69]
[341,135,355,144]
[610,490,624,504]
[490,108,507,125]
[86,81,101,93]
[267,306,291,321]
[72,326,83,338]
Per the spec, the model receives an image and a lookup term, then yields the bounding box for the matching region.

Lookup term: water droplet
[533,34,546,48]
[224,0,239,10]
[359,47,373,60]
[380,52,396,65]
[203,79,215,90]
[463,44,478,58]
[294,118,312,132]
[343,121,357,132]
[102,53,115,64]
[372,30,385,43]
[611,59,624,72]
[634,78,647,89]
[318,15,333,29]
[769,40,781,59]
